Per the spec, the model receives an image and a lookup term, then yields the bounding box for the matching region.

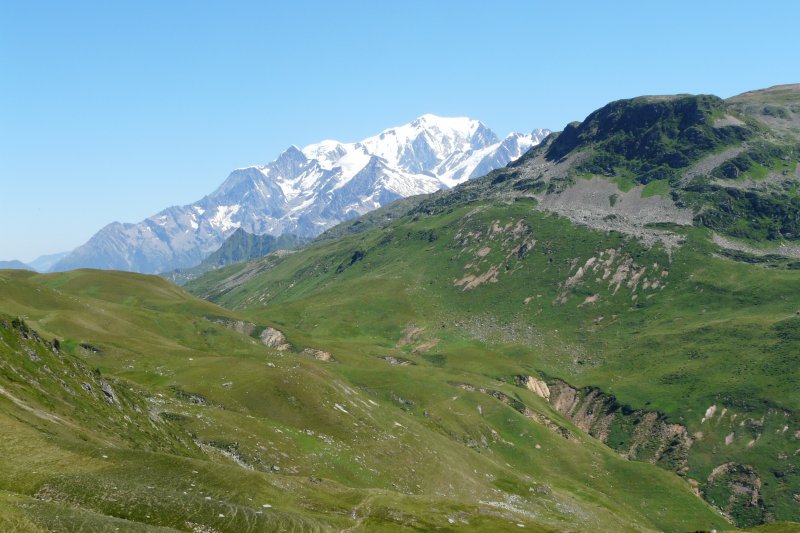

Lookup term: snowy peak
[255,114,521,204]
[302,140,349,169]
[54,114,549,274]
[269,145,309,178]
[358,114,498,174]
[531,128,550,141]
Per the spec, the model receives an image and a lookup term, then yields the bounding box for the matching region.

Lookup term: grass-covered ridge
[546,94,755,183]
[503,87,800,245]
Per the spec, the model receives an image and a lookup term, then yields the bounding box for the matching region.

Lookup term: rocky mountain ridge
[162,228,305,285]
[52,115,549,274]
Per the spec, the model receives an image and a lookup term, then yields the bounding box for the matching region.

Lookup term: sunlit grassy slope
[183,87,800,528]
[186,196,800,527]
[0,268,730,531]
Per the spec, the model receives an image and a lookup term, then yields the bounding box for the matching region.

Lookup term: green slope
[186,87,800,528]
[0,269,727,531]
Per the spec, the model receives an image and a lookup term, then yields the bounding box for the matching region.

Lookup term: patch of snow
[209,204,242,232]
[330,149,372,190]
[302,140,347,168]
[287,194,317,214]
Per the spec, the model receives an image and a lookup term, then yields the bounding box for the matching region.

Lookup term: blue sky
[1,0,798,261]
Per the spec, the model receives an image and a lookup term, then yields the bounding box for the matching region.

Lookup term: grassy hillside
[185,87,800,528]
[0,268,729,531]
[2,86,798,530]
[187,198,800,527]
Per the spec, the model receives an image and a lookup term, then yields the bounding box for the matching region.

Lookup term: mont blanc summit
[53,115,549,274]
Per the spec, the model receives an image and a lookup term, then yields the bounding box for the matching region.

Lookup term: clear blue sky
[1,0,798,262]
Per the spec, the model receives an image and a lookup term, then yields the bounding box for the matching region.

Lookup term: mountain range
[0,260,33,271]
[161,228,306,285]
[51,115,549,274]
[0,86,798,531]
[26,251,70,272]
[0,252,70,273]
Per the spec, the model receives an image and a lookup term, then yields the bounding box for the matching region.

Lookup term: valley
[1,85,800,531]
[0,268,728,531]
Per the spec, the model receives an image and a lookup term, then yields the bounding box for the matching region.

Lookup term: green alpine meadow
[2,84,800,531]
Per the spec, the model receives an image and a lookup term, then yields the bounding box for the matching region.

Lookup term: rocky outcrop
[517,376,691,473]
[703,462,768,526]
[517,373,791,527]
[205,316,259,336]
[169,385,208,406]
[303,348,334,362]
[454,382,572,440]
[260,327,290,351]
[99,379,117,404]
[519,375,550,400]
[379,355,415,366]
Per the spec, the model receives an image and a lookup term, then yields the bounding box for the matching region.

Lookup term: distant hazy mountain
[53,115,550,274]
[28,251,71,272]
[0,260,33,271]
[162,228,305,285]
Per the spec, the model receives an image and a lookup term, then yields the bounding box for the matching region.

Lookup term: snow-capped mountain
[53,115,550,274]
